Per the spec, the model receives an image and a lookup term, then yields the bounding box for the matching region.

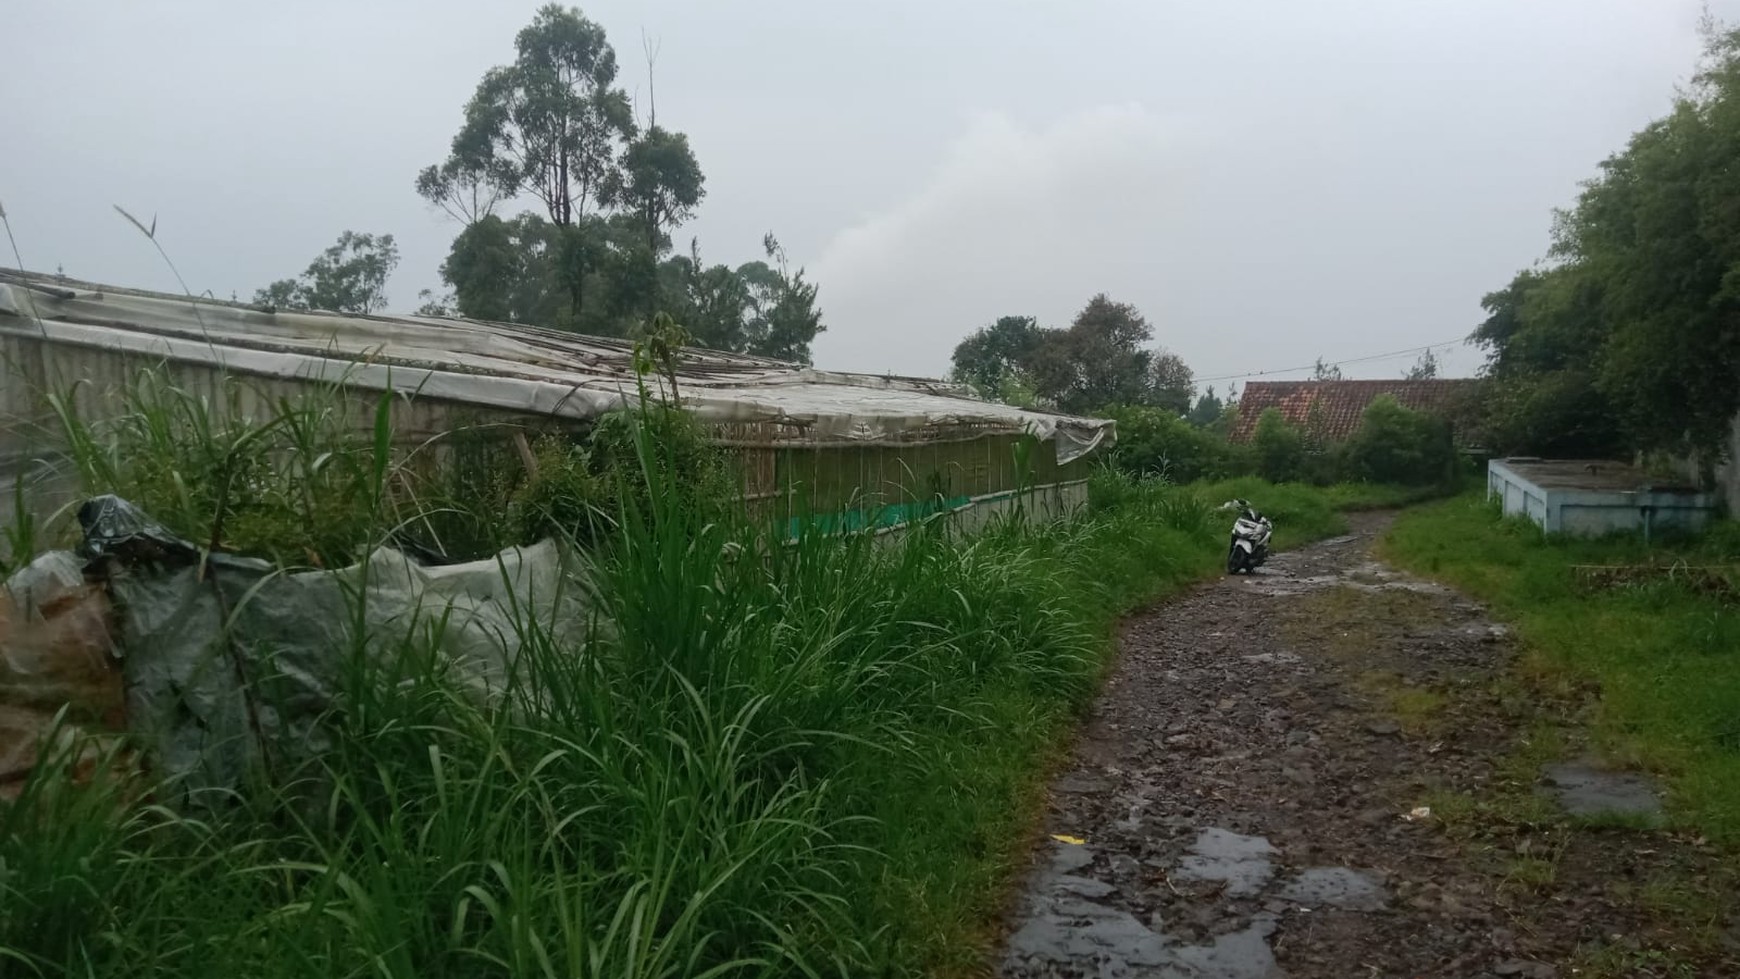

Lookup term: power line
[1195,337,1469,384]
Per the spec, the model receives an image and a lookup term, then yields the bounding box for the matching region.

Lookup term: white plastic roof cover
[0,271,1113,462]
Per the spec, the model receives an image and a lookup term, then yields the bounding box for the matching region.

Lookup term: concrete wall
[1489,466,1548,526]
[1552,501,1712,537]
[934,480,1087,536]
[1557,504,1637,537]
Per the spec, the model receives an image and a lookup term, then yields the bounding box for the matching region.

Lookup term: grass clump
[1384,494,1740,845]
[46,369,394,566]
[1501,854,1560,894]
[29,366,743,567]
[1373,680,1447,734]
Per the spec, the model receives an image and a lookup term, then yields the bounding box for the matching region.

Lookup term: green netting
[762,434,1094,535]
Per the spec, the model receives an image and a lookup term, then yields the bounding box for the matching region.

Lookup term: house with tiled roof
[1227,379,1482,444]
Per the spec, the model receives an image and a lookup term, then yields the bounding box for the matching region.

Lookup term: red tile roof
[1228,379,1481,443]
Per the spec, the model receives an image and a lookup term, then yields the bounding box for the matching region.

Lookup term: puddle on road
[1004,894,1171,974]
[1539,762,1663,821]
[1005,838,1397,977]
[1167,917,1284,979]
[1005,837,1290,979]
[1173,827,1277,897]
[1051,839,1095,874]
[1277,867,1389,911]
[1237,559,1452,599]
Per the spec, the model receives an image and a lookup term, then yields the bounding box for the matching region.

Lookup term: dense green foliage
[249,6,824,361]
[1234,400,1462,489]
[947,299,1463,494]
[254,231,400,314]
[1343,395,1458,485]
[2,390,1406,976]
[1385,496,1740,845]
[1475,22,1740,458]
[48,370,400,567]
[1252,408,1307,482]
[949,296,1194,414]
[1473,268,1628,457]
[1101,405,1243,483]
[949,314,1044,403]
[403,5,826,358]
[1187,386,1227,427]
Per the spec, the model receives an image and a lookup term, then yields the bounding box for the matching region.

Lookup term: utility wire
[1195,337,1469,384]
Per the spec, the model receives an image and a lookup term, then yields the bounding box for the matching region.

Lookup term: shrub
[1087,464,1140,513]
[588,404,738,520]
[1252,408,1306,482]
[1103,405,1233,482]
[1297,441,1349,486]
[505,433,613,546]
[1344,395,1458,486]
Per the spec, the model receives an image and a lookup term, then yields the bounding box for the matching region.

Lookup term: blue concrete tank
[1487,458,1718,539]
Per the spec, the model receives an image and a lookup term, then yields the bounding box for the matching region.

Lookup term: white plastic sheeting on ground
[76,497,586,803]
[0,272,1112,462]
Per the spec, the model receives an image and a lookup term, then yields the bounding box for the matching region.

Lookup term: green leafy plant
[1344,395,1459,487]
[1252,408,1306,483]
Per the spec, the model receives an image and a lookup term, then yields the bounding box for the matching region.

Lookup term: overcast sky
[4,0,1732,388]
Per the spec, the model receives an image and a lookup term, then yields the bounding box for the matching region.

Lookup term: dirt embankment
[1000,513,1737,979]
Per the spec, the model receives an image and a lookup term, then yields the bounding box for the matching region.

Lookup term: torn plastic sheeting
[680,384,1112,463]
[0,550,126,798]
[77,496,587,802]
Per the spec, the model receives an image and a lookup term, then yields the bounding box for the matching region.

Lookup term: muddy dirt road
[1000,513,1736,979]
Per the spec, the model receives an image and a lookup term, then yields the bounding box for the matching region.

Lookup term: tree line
[947,295,1461,488]
[254,5,825,364]
[1473,18,1740,466]
[948,295,1204,416]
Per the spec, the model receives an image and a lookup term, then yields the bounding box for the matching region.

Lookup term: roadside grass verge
[2,386,1428,977]
[1383,493,1740,846]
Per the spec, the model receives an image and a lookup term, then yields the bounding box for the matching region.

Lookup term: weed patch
[1384,494,1740,846]
[0,389,1415,977]
[1371,680,1446,734]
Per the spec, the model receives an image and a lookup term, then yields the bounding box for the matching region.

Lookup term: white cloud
[808,105,1206,378]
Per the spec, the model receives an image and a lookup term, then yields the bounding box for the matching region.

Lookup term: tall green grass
[1384,495,1740,845]
[25,366,743,567]
[2,380,1405,976]
[44,369,402,566]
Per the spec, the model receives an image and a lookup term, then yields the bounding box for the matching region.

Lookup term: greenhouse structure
[0,270,1114,543]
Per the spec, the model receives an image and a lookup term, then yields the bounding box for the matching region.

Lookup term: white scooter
[1220,499,1273,575]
